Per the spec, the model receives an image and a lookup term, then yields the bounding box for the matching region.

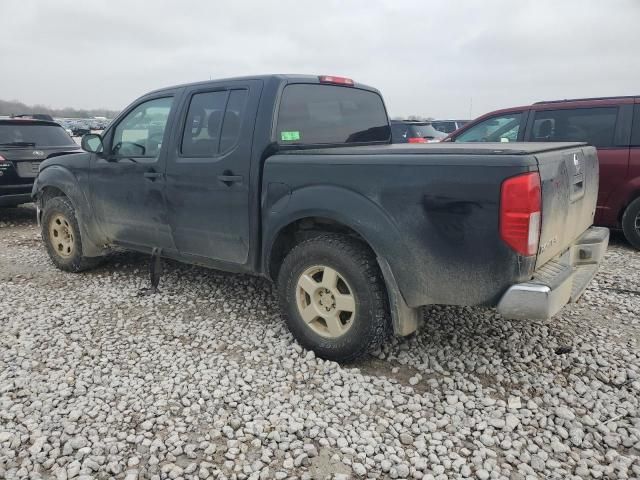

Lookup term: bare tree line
[0,99,119,119]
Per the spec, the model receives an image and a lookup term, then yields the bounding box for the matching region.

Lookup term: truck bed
[264,142,598,309]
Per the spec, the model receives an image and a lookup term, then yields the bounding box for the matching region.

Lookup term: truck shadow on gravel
[0,204,37,227]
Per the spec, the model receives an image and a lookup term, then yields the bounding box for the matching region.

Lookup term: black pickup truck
[32,74,609,361]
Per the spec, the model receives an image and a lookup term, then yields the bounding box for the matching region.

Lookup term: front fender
[34,164,104,257]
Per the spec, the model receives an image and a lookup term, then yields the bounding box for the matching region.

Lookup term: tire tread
[42,196,100,272]
[622,197,640,250]
[277,233,390,362]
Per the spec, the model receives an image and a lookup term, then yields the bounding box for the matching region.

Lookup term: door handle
[144,171,163,181]
[217,174,243,186]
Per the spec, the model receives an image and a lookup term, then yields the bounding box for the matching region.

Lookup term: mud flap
[377,257,421,336]
[138,247,163,295]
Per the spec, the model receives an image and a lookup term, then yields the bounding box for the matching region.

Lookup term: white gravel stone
[505,413,520,431]
[555,406,576,421]
[353,462,367,476]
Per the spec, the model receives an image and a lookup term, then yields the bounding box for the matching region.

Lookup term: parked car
[32,74,608,361]
[71,124,91,137]
[445,96,640,248]
[0,118,80,207]
[55,119,74,137]
[390,120,447,143]
[430,119,469,134]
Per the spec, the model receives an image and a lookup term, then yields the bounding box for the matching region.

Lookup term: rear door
[526,105,631,226]
[164,79,262,264]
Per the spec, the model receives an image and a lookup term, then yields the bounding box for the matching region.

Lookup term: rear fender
[263,184,421,336]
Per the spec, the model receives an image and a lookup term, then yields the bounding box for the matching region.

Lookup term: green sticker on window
[281,131,301,141]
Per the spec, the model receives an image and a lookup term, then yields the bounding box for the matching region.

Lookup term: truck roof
[147,74,380,96]
[281,142,587,156]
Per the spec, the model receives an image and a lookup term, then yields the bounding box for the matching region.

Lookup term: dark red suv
[446,96,640,248]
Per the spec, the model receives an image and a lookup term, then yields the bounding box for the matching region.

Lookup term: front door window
[112,97,174,158]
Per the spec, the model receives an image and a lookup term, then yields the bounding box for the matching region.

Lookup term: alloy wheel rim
[295,265,356,338]
[49,214,74,258]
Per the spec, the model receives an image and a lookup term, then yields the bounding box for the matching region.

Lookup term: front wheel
[41,196,100,272]
[621,197,640,250]
[277,234,390,362]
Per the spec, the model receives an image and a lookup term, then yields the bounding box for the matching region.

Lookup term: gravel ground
[1,205,639,480]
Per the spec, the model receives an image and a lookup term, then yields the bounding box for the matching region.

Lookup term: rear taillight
[500,172,541,256]
[407,137,427,144]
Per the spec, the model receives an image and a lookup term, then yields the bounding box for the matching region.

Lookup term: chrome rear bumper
[497,226,609,320]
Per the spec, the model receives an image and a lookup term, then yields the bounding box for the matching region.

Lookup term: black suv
[0,119,80,207]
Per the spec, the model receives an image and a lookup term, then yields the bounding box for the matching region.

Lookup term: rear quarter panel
[263,153,537,307]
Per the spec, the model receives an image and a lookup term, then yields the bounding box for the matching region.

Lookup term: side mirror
[81,133,103,153]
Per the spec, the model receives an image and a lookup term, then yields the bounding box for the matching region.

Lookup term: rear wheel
[42,196,100,272]
[621,197,640,250]
[277,233,390,362]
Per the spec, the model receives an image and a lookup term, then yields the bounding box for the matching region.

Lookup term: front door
[89,95,177,250]
[165,80,262,265]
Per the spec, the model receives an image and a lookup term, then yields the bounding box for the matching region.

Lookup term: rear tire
[41,196,100,272]
[277,233,390,362]
[621,197,640,250]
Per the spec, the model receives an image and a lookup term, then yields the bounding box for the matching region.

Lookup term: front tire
[277,234,390,362]
[41,196,100,272]
[621,197,640,250]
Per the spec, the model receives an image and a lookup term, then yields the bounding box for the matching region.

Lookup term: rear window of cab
[276,84,390,145]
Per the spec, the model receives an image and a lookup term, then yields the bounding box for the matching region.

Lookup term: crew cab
[0,118,80,207]
[446,96,640,249]
[32,74,609,361]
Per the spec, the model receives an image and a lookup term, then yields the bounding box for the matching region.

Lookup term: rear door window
[276,84,390,145]
[181,91,228,156]
[454,112,523,142]
[220,90,248,153]
[181,89,248,156]
[530,107,618,147]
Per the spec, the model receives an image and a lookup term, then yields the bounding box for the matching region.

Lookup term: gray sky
[0,0,638,119]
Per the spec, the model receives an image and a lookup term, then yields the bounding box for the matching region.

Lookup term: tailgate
[535,145,599,268]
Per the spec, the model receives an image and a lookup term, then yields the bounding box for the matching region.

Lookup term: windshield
[408,124,445,139]
[455,113,523,142]
[430,121,457,134]
[0,123,76,147]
